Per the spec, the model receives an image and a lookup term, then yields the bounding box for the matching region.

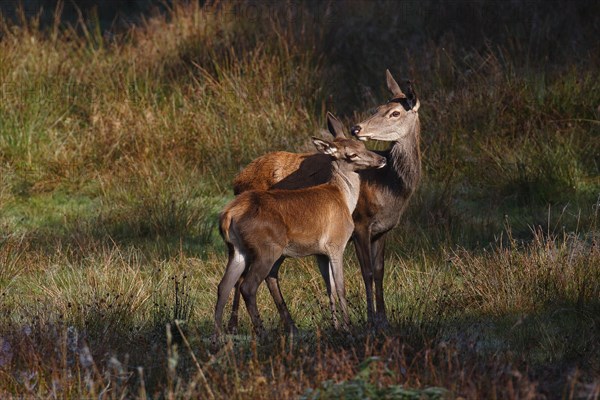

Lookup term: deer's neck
[330,162,361,213]
[389,118,421,192]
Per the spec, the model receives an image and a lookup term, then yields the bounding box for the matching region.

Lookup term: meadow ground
[0,1,599,398]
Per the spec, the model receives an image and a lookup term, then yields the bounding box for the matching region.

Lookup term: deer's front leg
[372,233,390,329]
[352,228,375,326]
[328,251,350,329]
[317,254,339,329]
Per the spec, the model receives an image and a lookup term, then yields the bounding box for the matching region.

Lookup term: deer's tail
[219,209,233,244]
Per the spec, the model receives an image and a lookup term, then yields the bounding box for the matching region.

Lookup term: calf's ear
[326,112,347,139]
[312,137,338,156]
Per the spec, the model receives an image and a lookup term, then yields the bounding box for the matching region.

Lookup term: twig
[174,320,215,400]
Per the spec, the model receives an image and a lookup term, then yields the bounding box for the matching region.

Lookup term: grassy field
[0,1,599,398]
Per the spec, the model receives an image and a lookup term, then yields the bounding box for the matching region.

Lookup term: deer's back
[233,151,333,194]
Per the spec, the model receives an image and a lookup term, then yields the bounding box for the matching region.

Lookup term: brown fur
[215,130,386,337]
[229,71,422,329]
[233,152,334,194]
[223,185,353,257]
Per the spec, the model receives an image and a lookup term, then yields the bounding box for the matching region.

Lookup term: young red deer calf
[215,133,386,337]
[230,70,421,329]
[226,113,350,333]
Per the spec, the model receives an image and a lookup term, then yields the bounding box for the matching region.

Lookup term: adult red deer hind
[231,70,421,329]
[215,130,387,337]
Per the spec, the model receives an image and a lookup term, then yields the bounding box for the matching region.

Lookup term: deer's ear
[405,80,419,111]
[326,112,347,139]
[411,99,420,112]
[312,137,338,156]
[386,69,405,98]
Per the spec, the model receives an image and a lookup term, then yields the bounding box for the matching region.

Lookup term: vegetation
[0,0,599,398]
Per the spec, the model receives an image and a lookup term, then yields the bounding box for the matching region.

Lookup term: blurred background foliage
[0,1,598,397]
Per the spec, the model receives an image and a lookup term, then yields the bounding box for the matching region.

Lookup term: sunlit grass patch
[0,0,599,397]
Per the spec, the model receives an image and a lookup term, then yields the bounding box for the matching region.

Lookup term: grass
[0,0,599,398]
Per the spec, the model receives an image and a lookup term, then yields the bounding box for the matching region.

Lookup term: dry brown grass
[0,1,599,398]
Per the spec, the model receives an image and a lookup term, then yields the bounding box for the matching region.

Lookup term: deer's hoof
[288,324,299,337]
[226,323,238,334]
[374,315,390,332]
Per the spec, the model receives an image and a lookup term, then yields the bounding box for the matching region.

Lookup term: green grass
[0,1,599,398]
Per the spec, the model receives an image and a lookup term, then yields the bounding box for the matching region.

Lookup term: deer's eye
[348,154,358,159]
[391,111,401,118]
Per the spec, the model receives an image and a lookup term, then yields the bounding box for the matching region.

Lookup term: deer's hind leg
[215,244,248,337]
[264,256,297,334]
[227,280,242,333]
[229,257,290,333]
[240,245,284,336]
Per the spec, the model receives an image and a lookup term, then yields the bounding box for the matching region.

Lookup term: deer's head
[351,70,420,142]
[313,114,387,172]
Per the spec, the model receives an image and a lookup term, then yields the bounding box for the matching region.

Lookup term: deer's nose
[350,125,362,136]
